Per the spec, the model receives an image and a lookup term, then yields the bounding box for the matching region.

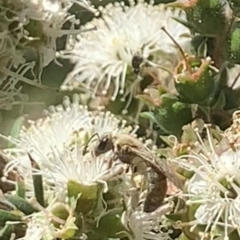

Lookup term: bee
[131,51,144,75]
[131,50,171,86]
[93,133,183,212]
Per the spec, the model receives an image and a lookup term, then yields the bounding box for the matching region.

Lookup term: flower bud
[49,202,78,239]
[67,180,99,214]
[174,56,218,105]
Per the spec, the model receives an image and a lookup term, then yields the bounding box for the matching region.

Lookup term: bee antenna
[96,133,101,141]
[83,133,99,155]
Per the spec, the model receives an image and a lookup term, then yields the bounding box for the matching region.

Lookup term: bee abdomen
[143,171,167,213]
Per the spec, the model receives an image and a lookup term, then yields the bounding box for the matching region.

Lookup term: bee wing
[156,157,184,190]
[130,146,184,190]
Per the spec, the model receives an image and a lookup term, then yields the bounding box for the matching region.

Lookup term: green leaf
[186,0,232,36]
[95,208,126,238]
[197,38,208,58]
[153,94,192,138]
[16,178,25,199]
[29,154,45,207]
[212,90,226,109]
[227,229,240,240]
[0,210,22,224]
[0,224,14,240]
[0,195,16,211]
[8,116,26,148]
[227,22,240,64]
[172,17,197,32]
[198,105,211,120]
[166,211,187,222]
[5,195,38,215]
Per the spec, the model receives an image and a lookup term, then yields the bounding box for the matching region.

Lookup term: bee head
[94,133,114,156]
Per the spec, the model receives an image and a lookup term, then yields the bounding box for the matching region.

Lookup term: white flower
[4,94,90,164]
[4,140,125,202]
[13,0,95,66]
[4,94,136,163]
[3,94,137,199]
[21,217,56,240]
[121,189,173,240]
[2,94,125,158]
[40,144,126,200]
[117,175,174,240]
[60,0,191,103]
[0,60,46,110]
[20,0,96,66]
[18,200,78,240]
[174,126,240,239]
[224,110,240,147]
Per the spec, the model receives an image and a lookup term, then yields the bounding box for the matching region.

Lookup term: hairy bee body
[93,133,182,212]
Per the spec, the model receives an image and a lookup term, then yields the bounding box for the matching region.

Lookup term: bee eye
[98,137,109,150]
[132,165,138,173]
[95,136,113,156]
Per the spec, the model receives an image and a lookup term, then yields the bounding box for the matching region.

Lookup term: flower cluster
[60,0,191,109]
[0,94,175,239]
[170,119,240,240]
[0,0,96,110]
[3,94,134,196]
[3,0,240,239]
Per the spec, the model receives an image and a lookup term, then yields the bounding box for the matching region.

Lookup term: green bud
[49,203,70,227]
[227,22,240,64]
[174,56,218,105]
[49,203,78,239]
[67,180,99,214]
